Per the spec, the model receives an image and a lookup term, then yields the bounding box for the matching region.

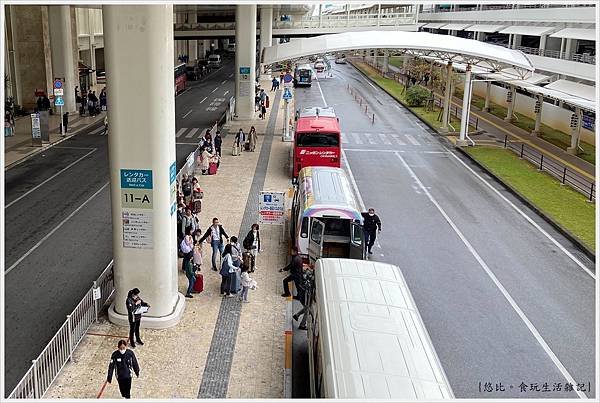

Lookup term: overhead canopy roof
[550,28,596,41]
[440,23,472,31]
[544,80,596,102]
[499,25,557,36]
[521,83,596,112]
[262,30,534,79]
[464,24,507,33]
[423,22,446,29]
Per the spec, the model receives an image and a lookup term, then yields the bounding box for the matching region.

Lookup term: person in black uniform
[126,288,149,348]
[279,247,304,297]
[361,208,382,255]
[107,339,140,399]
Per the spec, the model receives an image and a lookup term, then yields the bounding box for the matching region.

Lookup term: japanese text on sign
[258,191,285,225]
[120,169,153,189]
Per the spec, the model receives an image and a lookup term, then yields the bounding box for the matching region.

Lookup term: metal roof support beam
[441,62,453,132]
[457,65,472,146]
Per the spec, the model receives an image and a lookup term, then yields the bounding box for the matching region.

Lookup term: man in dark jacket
[279,247,304,297]
[198,217,229,271]
[214,131,223,156]
[107,339,140,399]
[62,112,69,135]
[126,288,149,348]
[361,208,382,255]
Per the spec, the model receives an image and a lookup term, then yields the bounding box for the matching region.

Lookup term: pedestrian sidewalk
[44,77,295,399]
[384,63,595,180]
[4,111,105,169]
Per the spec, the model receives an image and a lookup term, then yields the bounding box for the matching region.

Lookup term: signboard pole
[60,105,64,136]
[283,98,289,141]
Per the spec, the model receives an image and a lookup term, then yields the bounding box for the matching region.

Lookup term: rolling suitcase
[208,162,218,175]
[192,198,202,213]
[193,273,204,293]
[244,142,251,151]
[232,144,240,156]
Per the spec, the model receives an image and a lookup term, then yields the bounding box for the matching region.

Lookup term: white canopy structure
[262,30,534,79]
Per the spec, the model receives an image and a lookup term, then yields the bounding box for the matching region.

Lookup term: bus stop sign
[283,88,293,100]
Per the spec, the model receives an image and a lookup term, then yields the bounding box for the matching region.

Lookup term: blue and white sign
[283,73,293,83]
[53,79,63,89]
[169,162,177,184]
[282,88,293,100]
[120,169,153,189]
[239,67,251,75]
[54,96,64,106]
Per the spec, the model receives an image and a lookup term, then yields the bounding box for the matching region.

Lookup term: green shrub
[405,85,431,107]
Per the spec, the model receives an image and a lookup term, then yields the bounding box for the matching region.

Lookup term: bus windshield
[296,133,339,147]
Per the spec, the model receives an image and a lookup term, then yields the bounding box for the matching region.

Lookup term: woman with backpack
[243,223,261,272]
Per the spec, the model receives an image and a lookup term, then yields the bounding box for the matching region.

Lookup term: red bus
[293,107,341,177]
[174,63,187,95]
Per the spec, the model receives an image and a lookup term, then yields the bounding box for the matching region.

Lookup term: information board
[122,210,154,249]
[258,191,285,225]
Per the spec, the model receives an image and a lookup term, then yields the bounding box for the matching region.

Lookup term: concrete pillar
[512,34,521,49]
[382,51,389,73]
[188,11,198,61]
[559,37,565,58]
[564,38,573,59]
[539,34,547,56]
[377,4,381,26]
[259,6,273,74]
[103,4,184,328]
[235,4,257,119]
[203,39,210,58]
[484,81,491,111]
[457,65,472,146]
[372,50,377,65]
[318,4,323,27]
[86,9,97,86]
[567,108,581,154]
[48,5,77,113]
[531,94,543,136]
[505,85,515,122]
[441,62,453,131]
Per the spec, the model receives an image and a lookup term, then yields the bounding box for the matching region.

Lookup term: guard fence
[503,135,595,202]
[8,107,230,399]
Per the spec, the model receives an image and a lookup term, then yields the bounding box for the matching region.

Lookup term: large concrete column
[48,6,77,113]
[382,51,389,74]
[564,38,574,59]
[539,34,547,55]
[483,81,491,111]
[259,6,273,74]
[567,108,581,155]
[457,65,472,146]
[103,4,184,328]
[188,11,198,61]
[235,4,257,119]
[531,94,543,136]
[505,85,515,122]
[441,62,453,131]
[202,39,210,58]
[86,9,97,86]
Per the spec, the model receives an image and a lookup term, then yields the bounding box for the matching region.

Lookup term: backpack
[243,232,253,250]
[182,181,192,195]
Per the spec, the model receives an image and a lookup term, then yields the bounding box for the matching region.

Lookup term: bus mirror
[292,177,298,185]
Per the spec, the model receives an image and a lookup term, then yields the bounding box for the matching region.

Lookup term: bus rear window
[296,133,339,147]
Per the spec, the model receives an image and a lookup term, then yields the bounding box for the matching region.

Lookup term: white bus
[307,258,454,399]
[291,167,365,263]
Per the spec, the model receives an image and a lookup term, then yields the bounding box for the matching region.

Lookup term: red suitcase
[208,162,218,175]
[193,273,204,293]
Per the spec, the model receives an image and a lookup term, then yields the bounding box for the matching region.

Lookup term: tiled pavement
[44,76,295,399]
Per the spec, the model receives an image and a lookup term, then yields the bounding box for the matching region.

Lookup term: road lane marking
[182,110,193,119]
[228,73,233,78]
[5,182,110,275]
[365,80,378,91]
[89,126,105,135]
[405,134,420,146]
[354,134,363,145]
[221,80,227,85]
[5,148,98,209]
[199,97,207,104]
[378,133,392,145]
[341,149,365,211]
[448,151,595,279]
[341,133,349,144]
[185,128,199,138]
[211,87,218,93]
[223,90,229,96]
[391,133,406,146]
[365,133,377,145]
[345,148,447,154]
[316,80,328,107]
[395,151,588,399]
[176,128,187,138]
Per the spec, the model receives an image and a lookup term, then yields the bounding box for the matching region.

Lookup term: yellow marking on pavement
[284,329,292,369]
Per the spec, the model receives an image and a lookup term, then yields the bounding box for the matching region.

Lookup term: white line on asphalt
[447,151,595,279]
[365,80,378,91]
[341,133,349,144]
[185,128,199,138]
[354,134,364,145]
[395,151,588,399]
[5,182,110,275]
[378,133,392,145]
[341,149,365,211]
[365,133,377,145]
[391,133,406,146]
[221,80,227,85]
[223,90,229,96]
[228,74,233,78]
[5,148,98,209]
[344,148,447,154]
[211,87,218,93]
[405,134,421,146]
[182,110,193,119]
[89,126,104,135]
[176,128,187,138]
[199,97,207,104]
[53,146,96,150]
[316,80,328,107]
[176,142,197,145]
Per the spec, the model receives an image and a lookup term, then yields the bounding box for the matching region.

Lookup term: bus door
[349,221,366,260]
[307,218,325,265]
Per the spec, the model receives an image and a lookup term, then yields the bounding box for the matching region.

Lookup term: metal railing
[8,261,115,399]
[504,135,595,201]
[491,43,596,65]
[420,4,593,13]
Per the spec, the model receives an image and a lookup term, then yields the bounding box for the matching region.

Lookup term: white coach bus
[307,258,454,399]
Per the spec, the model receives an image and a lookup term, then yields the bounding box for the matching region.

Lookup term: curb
[5,115,104,171]
[455,147,596,262]
[283,292,293,399]
[350,60,596,263]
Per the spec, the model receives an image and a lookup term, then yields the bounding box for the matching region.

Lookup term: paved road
[3,60,235,396]
[292,64,595,398]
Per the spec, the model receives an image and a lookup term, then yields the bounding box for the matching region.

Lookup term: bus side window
[351,223,363,245]
[301,217,309,238]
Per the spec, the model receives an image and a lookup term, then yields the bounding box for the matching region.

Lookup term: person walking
[243,223,261,272]
[361,208,382,255]
[234,128,245,153]
[100,88,107,110]
[271,77,278,91]
[198,217,229,271]
[214,130,223,156]
[184,252,196,298]
[239,265,257,303]
[279,247,304,297]
[260,102,267,120]
[292,276,309,330]
[248,126,257,152]
[126,288,149,348]
[62,112,69,136]
[219,243,235,296]
[107,339,140,399]
[80,93,87,116]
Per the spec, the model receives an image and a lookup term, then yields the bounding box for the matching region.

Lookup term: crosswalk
[176,127,209,139]
[342,132,432,147]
